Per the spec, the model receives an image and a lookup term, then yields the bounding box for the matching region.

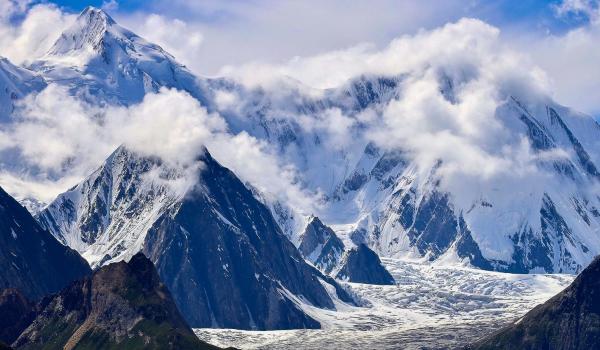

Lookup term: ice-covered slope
[19,7,600,274]
[39,146,355,329]
[194,258,574,350]
[337,98,600,274]
[0,57,46,122]
[205,75,600,274]
[29,6,204,105]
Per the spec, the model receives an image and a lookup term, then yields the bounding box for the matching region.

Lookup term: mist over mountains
[1,2,600,349]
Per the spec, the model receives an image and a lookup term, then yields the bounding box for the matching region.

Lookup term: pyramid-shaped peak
[78,6,116,26]
[47,6,119,56]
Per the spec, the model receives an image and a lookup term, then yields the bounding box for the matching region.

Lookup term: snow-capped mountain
[39,145,355,329]
[29,6,204,106]
[6,6,600,281]
[297,216,394,283]
[0,185,90,300]
[298,216,345,273]
[334,244,395,285]
[0,57,46,122]
[335,98,600,274]
[204,73,600,274]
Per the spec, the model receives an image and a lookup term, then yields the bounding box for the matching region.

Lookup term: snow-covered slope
[18,7,600,275]
[337,98,600,274]
[298,216,345,273]
[205,75,600,274]
[0,57,46,122]
[29,6,204,105]
[39,145,355,329]
[38,146,183,264]
[194,258,574,350]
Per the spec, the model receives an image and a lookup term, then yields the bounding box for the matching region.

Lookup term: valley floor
[194,258,573,349]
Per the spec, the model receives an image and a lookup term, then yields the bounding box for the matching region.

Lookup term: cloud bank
[0,1,75,65]
[0,1,597,224]
[0,84,319,218]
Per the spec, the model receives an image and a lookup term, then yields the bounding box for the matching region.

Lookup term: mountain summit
[31,7,203,104]
[40,146,355,329]
[47,6,117,57]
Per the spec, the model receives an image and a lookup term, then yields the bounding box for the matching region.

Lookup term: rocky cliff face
[13,253,219,350]
[0,186,91,301]
[471,255,600,349]
[0,289,36,345]
[40,146,355,330]
[335,244,395,285]
[298,216,345,274]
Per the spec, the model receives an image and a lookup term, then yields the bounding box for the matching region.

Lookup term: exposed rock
[298,216,345,273]
[470,256,600,349]
[40,146,355,330]
[14,253,219,350]
[0,186,91,301]
[335,244,395,285]
[0,289,35,345]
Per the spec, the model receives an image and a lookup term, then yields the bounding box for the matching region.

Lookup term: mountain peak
[79,6,115,25]
[32,4,203,105]
[12,250,218,349]
[47,6,116,57]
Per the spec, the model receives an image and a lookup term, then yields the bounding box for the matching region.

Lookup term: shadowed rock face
[0,186,91,301]
[40,146,355,330]
[335,244,395,285]
[0,289,36,345]
[144,150,355,330]
[298,216,345,274]
[13,253,219,350]
[470,256,600,350]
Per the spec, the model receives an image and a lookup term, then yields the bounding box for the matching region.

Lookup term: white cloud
[0,1,75,64]
[553,0,600,23]
[214,18,563,213]
[0,86,223,201]
[518,1,600,115]
[127,14,204,72]
[107,88,226,166]
[101,0,119,12]
[119,0,470,75]
[0,84,318,215]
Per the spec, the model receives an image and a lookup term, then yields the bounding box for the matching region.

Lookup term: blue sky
[35,0,592,71]
[45,0,587,34]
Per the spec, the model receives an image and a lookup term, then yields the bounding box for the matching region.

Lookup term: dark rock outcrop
[0,289,35,345]
[0,186,91,300]
[13,253,219,350]
[470,256,600,349]
[144,149,354,329]
[335,244,395,285]
[298,216,345,273]
[40,146,356,330]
